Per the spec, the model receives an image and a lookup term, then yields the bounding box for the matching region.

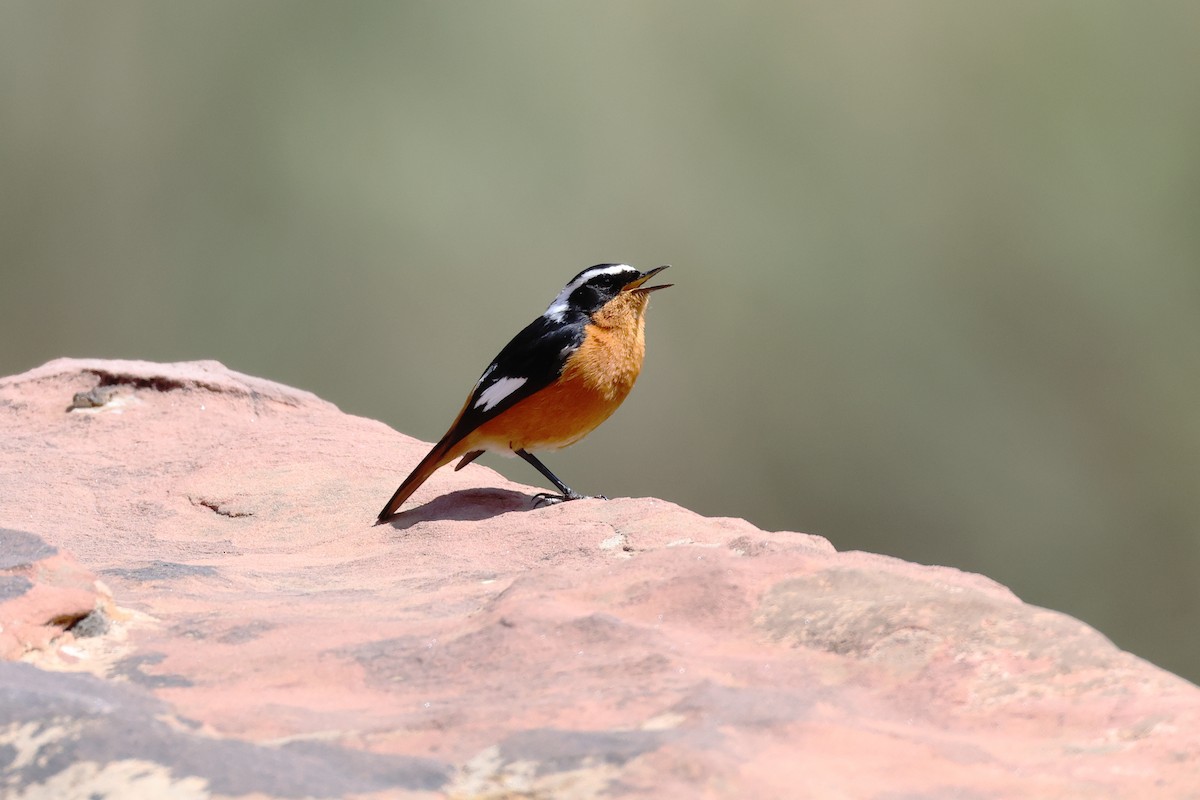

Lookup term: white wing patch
[475,375,528,412]
[544,264,636,322]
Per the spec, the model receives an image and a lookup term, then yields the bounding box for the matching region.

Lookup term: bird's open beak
[625,265,673,294]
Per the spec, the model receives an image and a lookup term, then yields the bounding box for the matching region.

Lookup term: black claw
[531,491,580,507]
[530,491,608,508]
[515,449,611,507]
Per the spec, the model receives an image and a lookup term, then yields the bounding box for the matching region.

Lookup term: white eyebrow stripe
[474,376,528,411]
[543,264,637,321]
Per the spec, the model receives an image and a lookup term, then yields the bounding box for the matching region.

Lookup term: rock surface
[1,358,1198,799]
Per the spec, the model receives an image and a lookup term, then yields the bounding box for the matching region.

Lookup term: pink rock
[0,357,1197,798]
[0,528,110,660]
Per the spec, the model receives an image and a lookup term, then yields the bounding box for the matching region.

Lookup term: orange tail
[375,436,463,523]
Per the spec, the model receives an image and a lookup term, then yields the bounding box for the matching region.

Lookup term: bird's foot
[531,491,608,508]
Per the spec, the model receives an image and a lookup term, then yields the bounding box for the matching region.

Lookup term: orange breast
[461,311,647,453]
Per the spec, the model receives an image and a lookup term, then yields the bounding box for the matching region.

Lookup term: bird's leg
[516,449,606,506]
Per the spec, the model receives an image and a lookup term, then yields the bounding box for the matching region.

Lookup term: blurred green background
[3,2,1198,682]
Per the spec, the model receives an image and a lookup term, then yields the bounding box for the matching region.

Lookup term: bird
[376,263,672,524]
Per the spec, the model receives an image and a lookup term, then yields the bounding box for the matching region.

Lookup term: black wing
[442,311,586,447]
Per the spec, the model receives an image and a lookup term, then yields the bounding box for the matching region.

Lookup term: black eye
[596,274,626,294]
[558,266,640,315]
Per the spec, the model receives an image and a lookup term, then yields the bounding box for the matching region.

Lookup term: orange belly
[458,319,645,454]
[462,368,629,452]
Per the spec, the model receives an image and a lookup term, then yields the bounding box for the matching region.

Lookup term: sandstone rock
[1,358,1197,799]
[0,528,112,661]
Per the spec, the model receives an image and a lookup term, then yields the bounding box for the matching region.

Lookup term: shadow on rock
[382,488,532,530]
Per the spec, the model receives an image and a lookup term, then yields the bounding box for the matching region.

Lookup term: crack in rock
[191,497,254,518]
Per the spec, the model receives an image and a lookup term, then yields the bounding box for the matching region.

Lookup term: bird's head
[545,264,672,322]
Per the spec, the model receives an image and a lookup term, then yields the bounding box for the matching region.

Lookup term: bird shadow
[377,488,534,531]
